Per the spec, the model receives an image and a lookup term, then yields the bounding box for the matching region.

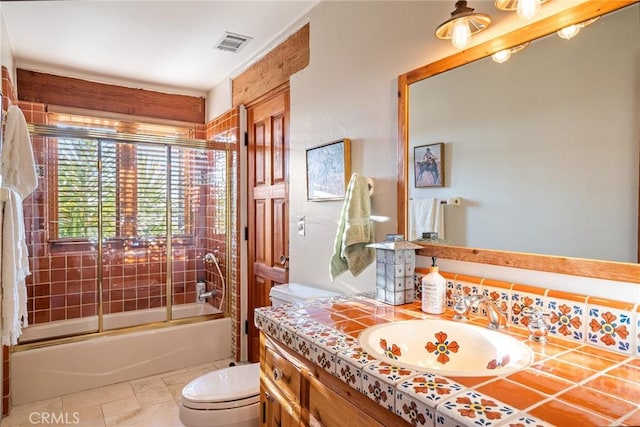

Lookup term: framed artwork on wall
[414,143,444,188]
[306,138,351,201]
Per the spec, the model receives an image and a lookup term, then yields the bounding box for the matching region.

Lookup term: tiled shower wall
[205,108,240,359]
[2,66,241,412]
[2,67,237,326]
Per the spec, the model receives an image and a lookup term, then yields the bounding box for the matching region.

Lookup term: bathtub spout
[198,290,217,302]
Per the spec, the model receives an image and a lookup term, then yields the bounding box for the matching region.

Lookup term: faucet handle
[522,307,550,343]
[452,292,470,321]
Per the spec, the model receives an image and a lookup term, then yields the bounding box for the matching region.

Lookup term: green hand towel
[330,173,375,281]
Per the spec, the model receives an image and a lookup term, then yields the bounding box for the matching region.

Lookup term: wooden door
[247,87,289,362]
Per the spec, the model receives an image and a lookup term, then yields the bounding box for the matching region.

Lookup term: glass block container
[367,234,422,306]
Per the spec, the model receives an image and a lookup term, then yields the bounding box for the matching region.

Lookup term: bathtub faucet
[452,293,507,330]
[198,289,217,302]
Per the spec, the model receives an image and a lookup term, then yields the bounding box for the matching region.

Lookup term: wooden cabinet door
[261,381,301,427]
[247,87,290,363]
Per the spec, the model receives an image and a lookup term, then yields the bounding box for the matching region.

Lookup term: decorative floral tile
[445,279,457,308]
[336,347,378,391]
[546,298,586,344]
[395,393,436,426]
[494,413,555,426]
[312,332,357,376]
[396,373,466,425]
[456,281,481,299]
[362,361,419,412]
[335,356,364,391]
[415,272,425,301]
[255,305,298,340]
[510,287,545,327]
[482,285,511,321]
[586,302,633,355]
[637,308,640,357]
[294,335,315,359]
[436,390,517,427]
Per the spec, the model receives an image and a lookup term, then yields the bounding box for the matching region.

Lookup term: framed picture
[414,143,444,187]
[306,138,351,201]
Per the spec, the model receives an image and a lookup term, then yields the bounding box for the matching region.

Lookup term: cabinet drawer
[308,376,385,427]
[263,342,301,402]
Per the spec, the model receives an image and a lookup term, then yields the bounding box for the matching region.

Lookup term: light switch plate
[297,216,305,236]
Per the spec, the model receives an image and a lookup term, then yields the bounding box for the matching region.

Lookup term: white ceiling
[0,1,318,96]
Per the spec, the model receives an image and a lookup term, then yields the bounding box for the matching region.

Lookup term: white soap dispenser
[421,257,446,314]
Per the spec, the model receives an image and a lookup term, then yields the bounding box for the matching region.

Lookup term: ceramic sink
[358,319,533,376]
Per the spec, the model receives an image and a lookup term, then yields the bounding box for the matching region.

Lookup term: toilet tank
[269,283,340,307]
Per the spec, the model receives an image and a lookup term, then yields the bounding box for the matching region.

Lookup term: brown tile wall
[0,69,237,329]
[206,108,240,360]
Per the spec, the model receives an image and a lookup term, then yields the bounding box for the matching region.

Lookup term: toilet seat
[181,363,260,411]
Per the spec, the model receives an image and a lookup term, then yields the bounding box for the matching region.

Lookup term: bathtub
[11,304,231,405]
[19,303,220,342]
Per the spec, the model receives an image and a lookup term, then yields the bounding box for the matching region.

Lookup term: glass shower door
[101,141,169,329]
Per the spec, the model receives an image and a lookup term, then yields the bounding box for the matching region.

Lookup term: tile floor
[0,358,235,427]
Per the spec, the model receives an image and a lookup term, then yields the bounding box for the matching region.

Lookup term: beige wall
[1,7,16,86]
[207,0,613,295]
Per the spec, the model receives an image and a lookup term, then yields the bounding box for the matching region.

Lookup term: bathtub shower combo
[12,115,237,404]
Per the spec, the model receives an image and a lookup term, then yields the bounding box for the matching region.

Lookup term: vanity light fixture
[557,17,599,40]
[435,1,492,50]
[491,42,530,63]
[495,0,549,21]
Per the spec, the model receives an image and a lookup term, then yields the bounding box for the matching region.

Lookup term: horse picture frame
[414,143,444,188]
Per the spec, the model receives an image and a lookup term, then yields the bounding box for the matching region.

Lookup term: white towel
[1,189,30,345]
[0,105,35,345]
[330,173,375,281]
[409,198,445,241]
[1,105,37,199]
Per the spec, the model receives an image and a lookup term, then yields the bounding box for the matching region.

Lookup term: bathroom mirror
[397,1,640,283]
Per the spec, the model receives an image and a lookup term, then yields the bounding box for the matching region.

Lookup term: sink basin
[358,319,533,377]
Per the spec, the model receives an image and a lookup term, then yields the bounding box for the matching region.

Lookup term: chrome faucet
[198,289,217,302]
[453,293,507,330]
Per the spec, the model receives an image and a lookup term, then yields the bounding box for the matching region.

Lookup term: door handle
[279,255,289,271]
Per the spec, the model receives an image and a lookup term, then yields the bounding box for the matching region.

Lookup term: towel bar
[409,197,461,206]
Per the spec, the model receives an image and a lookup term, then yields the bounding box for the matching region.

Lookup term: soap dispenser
[421,257,446,314]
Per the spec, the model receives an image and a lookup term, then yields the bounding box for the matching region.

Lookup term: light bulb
[517,0,541,21]
[558,25,580,40]
[492,49,511,63]
[451,19,471,49]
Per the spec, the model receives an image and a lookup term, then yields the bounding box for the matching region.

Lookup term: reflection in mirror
[408,3,638,263]
[397,1,640,283]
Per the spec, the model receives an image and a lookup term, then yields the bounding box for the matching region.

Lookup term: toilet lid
[182,363,260,405]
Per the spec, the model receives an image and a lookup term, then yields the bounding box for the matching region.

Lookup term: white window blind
[56,139,203,240]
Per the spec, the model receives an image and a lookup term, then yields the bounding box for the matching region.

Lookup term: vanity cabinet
[260,333,303,426]
[259,332,407,427]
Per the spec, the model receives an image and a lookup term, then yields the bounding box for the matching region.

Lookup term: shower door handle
[279,255,289,271]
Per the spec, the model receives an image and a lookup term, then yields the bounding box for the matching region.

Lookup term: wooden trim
[418,244,640,284]
[232,23,309,107]
[398,1,640,284]
[16,69,205,123]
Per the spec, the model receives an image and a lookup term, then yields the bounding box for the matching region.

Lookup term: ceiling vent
[215,32,252,53]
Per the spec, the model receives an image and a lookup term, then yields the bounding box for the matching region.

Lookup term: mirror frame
[397,0,640,284]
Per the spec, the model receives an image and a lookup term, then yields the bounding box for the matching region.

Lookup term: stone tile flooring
[1,358,235,427]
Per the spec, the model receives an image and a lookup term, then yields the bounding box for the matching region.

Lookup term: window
[54,138,200,240]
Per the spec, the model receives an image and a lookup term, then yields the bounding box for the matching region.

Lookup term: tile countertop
[254,294,640,427]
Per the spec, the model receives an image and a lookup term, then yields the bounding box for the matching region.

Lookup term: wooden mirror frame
[397,0,640,284]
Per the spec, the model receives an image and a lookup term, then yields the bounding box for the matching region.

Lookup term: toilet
[179,283,340,427]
